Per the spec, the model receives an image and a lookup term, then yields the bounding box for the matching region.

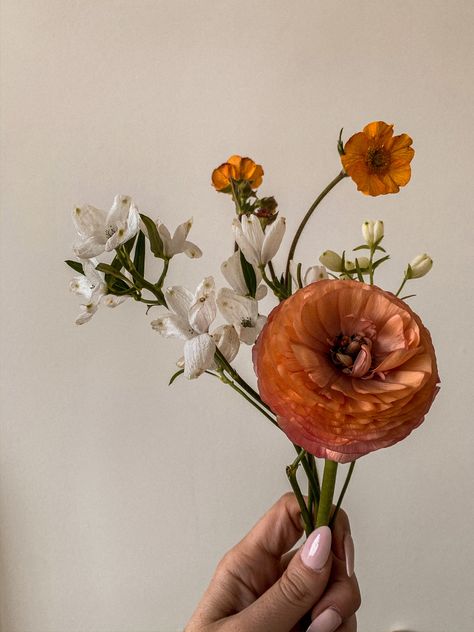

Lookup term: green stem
[286,465,313,535]
[395,276,408,297]
[300,454,320,506]
[329,461,356,529]
[316,459,338,527]
[118,247,166,304]
[260,265,287,300]
[156,258,170,289]
[216,370,279,427]
[284,170,347,285]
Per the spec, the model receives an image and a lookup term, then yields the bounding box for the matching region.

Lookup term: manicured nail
[344,532,355,577]
[306,607,342,632]
[300,526,331,571]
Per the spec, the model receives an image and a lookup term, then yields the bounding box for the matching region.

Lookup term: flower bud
[319,250,343,272]
[362,220,384,246]
[354,256,370,270]
[406,254,433,279]
[304,265,329,284]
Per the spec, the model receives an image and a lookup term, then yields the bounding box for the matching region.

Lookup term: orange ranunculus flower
[341,122,414,196]
[253,280,439,463]
[212,155,264,192]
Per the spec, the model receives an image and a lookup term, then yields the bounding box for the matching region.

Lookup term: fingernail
[300,526,332,571]
[344,532,355,577]
[306,607,342,632]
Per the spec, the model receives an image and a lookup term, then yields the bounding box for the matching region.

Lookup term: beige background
[1,1,473,631]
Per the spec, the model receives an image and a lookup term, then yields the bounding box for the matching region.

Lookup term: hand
[185,493,361,632]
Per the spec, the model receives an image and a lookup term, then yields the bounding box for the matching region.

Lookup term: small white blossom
[290,262,329,287]
[221,251,267,300]
[406,254,433,279]
[217,288,266,345]
[151,277,220,379]
[69,259,127,325]
[362,220,384,247]
[146,217,202,259]
[232,215,286,267]
[72,195,140,259]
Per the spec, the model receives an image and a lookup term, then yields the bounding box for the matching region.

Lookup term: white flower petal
[170,218,193,255]
[212,324,240,363]
[165,286,194,320]
[83,258,104,286]
[75,302,99,325]
[73,236,107,259]
[182,241,202,259]
[194,276,215,300]
[217,288,258,328]
[261,217,286,265]
[255,284,268,300]
[221,252,248,295]
[242,215,264,254]
[184,334,216,379]
[304,265,329,285]
[238,314,266,345]
[106,194,133,226]
[72,205,107,238]
[151,313,194,340]
[188,292,216,334]
[69,276,93,299]
[156,221,172,255]
[232,219,259,266]
[101,295,128,308]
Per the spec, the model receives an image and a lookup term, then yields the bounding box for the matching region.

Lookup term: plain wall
[1,1,473,631]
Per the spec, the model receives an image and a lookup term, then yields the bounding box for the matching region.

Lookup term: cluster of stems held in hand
[110,169,356,533]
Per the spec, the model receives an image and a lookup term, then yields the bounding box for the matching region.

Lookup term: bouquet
[66,120,439,539]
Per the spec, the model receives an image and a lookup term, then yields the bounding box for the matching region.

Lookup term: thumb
[236,526,333,632]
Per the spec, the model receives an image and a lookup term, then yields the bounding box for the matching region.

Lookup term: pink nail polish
[344,532,355,577]
[306,607,342,632]
[300,526,332,571]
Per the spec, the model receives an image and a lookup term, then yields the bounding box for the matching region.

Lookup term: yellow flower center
[366,147,390,174]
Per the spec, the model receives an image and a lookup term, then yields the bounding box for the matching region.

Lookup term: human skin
[185,493,361,632]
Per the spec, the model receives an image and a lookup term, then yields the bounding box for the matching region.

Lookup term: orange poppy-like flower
[212,155,264,192]
[253,280,439,463]
[341,122,414,196]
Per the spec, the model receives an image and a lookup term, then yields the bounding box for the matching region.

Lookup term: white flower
[217,288,266,345]
[232,215,286,267]
[221,251,267,300]
[406,253,433,279]
[142,217,202,259]
[290,262,329,287]
[319,250,343,272]
[151,277,218,379]
[211,325,240,363]
[72,195,140,259]
[69,259,127,325]
[362,220,384,247]
[345,257,370,272]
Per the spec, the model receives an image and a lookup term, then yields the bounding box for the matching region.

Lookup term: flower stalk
[316,459,338,527]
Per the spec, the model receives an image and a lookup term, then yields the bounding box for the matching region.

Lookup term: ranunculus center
[366,147,390,173]
[329,333,373,378]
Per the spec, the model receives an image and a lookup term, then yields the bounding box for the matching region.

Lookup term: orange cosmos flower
[341,121,414,196]
[253,280,439,463]
[212,155,264,192]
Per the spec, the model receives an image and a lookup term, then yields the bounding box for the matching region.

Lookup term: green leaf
[354,259,365,282]
[240,250,257,297]
[352,244,370,251]
[375,245,386,253]
[296,262,303,289]
[372,255,391,270]
[108,279,133,295]
[140,213,164,258]
[400,294,416,301]
[133,231,146,276]
[123,233,137,255]
[169,369,185,385]
[65,260,85,275]
[96,263,132,284]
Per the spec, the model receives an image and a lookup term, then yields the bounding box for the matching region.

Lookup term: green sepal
[140,213,164,258]
[372,255,390,270]
[133,230,146,276]
[240,250,257,297]
[169,369,185,385]
[65,260,85,275]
